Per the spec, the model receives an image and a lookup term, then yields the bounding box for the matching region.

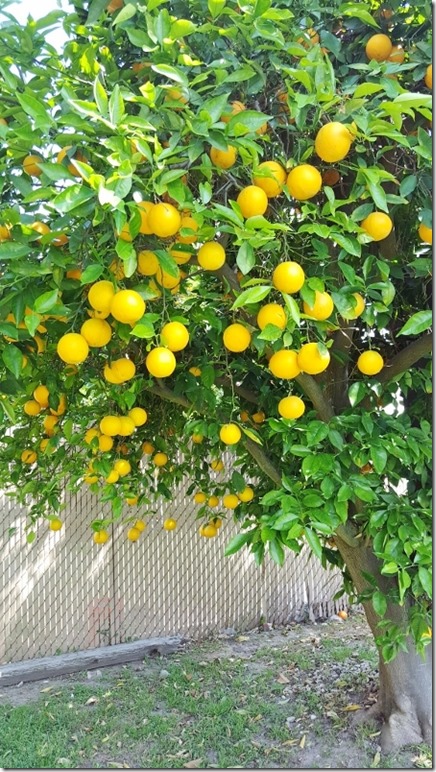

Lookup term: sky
[2,0,74,45]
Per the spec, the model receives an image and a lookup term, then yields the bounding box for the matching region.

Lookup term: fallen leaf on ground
[342,703,362,711]
[85,696,98,705]
[276,673,290,684]
[299,734,306,748]
[183,759,203,768]
[40,687,53,693]
[282,739,298,746]
[236,635,250,642]
[370,751,381,767]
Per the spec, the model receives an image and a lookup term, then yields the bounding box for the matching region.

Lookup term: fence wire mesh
[1,476,347,665]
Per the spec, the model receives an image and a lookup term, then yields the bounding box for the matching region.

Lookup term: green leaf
[241,426,263,445]
[152,64,188,86]
[80,264,104,284]
[348,381,367,407]
[52,185,95,214]
[2,345,23,378]
[17,92,54,131]
[418,566,432,598]
[398,569,411,603]
[208,0,226,17]
[399,175,417,198]
[224,66,256,83]
[370,445,387,474]
[201,93,230,123]
[269,538,285,566]
[236,242,256,275]
[328,429,344,451]
[109,84,125,125]
[224,530,254,556]
[170,19,197,38]
[354,83,384,98]
[304,527,322,560]
[130,320,155,339]
[93,77,108,117]
[231,285,271,310]
[337,484,353,502]
[156,250,179,279]
[372,590,387,617]
[381,561,398,575]
[0,242,32,260]
[87,0,108,24]
[282,294,300,325]
[397,311,432,337]
[303,493,324,508]
[272,512,299,530]
[341,4,380,28]
[33,290,59,314]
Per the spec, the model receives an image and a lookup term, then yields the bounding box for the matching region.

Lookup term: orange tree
[0,0,432,750]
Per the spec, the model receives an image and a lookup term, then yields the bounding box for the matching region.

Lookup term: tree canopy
[0,0,432,672]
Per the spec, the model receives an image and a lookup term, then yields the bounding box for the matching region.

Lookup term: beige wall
[0,483,346,664]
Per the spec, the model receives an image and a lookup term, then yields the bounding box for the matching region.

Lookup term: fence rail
[1,481,346,665]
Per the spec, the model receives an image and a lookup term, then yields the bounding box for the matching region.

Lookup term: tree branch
[244,437,282,485]
[379,333,432,383]
[295,373,334,421]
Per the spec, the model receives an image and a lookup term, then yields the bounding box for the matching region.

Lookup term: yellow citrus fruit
[126,495,138,505]
[303,291,334,321]
[388,45,405,63]
[23,154,43,176]
[236,185,268,218]
[164,87,188,105]
[315,122,352,163]
[192,433,204,444]
[99,415,122,436]
[169,243,193,265]
[94,530,109,544]
[240,410,250,422]
[142,441,155,454]
[252,160,286,198]
[272,261,305,294]
[161,321,189,352]
[106,469,120,484]
[297,342,331,375]
[257,303,287,330]
[99,434,114,452]
[424,64,432,89]
[103,364,123,384]
[109,259,125,280]
[111,358,136,382]
[365,33,392,62]
[0,225,11,241]
[110,289,145,324]
[341,293,366,320]
[21,449,37,464]
[155,266,181,290]
[57,333,89,364]
[238,487,254,502]
[24,399,41,416]
[57,146,86,176]
[147,203,181,238]
[200,523,218,538]
[210,145,237,169]
[297,27,320,46]
[88,281,116,313]
[134,519,146,532]
[418,223,432,244]
[357,350,384,376]
[118,416,136,436]
[117,222,133,242]
[268,349,300,379]
[43,415,58,436]
[84,473,98,484]
[178,216,198,244]
[85,428,100,444]
[361,212,393,241]
[146,347,176,378]
[194,491,207,504]
[213,517,223,528]
[49,518,63,531]
[219,423,241,445]
[114,459,132,476]
[128,407,148,426]
[286,164,322,200]
[50,394,67,416]
[153,452,168,467]
[189,366,202,376]
[137,200,155,234]
[80,318,112,347]
[210,459,224,472]
[278,395,305,419]
[163,518,177,531]
[223,323,251,352]
[252,411,265,424]
[33,384,50,407]
[39,438,53,453]
[137,250,159,276]
[221,100,246,122]
[30,221,50,239]
[197,241,226,270]
[127,526,141,542]
[208,496,219,508]
[223,493,240,509]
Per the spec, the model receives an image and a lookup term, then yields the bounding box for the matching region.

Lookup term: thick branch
[295,373,334,421]
[244,437,281,485]
[328,323,355,412]
[145,381,191,408]
[379,333,432,383]
[215,377,260,405]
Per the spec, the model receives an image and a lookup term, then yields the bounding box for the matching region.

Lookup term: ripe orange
[297,342,330,375]
[272,261,305,294]
[192,433,204,444]
[212,517,223,528]
[85,427,100,444]
[49,518,63,531]
[88,281,116,314]
[210,459,224,472]
[147,203,181,238]
[146,347,176,378]
[424,64,432,89]
[361,212,393,241]
[240,410,250,422]
[238,487,254,502]
[153,452,168,467]
[126,495,139,505]
[221,100,246,123]
[197,241,226,270]
[127,526,141,542]
[189,366,202,377]
[208,496,219,508]
[23,154,43,176]
[286,164,322,201]
[33,384,50,407]
[21,449,37,464]
[178,216,198,244]
[110,289,145,324]
[252,411,265,424]
[337,610,348,620]
[163,518,177,531]
[57,333,89,364]
[24,399,41,416]
[0,225,11,241]
[111,358,136,382]
[94,530,109,544]
[134,519,146,532]
[268,349,300,379]
[169,244,192,265]
[303,291,334,321]
[164,87,188,105]
[142,441,155,454]
[257,303,287,331]
[57,146,86,176]
[155,266,180,290]
[341,293,365,320]
[118,416,136,436]
[418,223,432,245]
[106,469,120,484]
[365,33,392,62]
[252,161,286,198]
[297,27,319,46]
[210,145,237,169]
[114,459,131,476]
[80,318,112,347]
[194,491,207,504]
[161,321,189,352]
[278,395,305,419]
[128,407,148,426]
[50,394,67,416]
[200,523,218,538]
[222,494,239,509]
[109,259,125,280]
[43,415,58,436]
[388,45,405,63]
[236,185,268,218]
[137,200,155,234]
[315,123,352,163]
[30,221,50,239]
[99,415,122,436]
[219,423,242,445]
[137,250,159,276]
[98,434,114,452]
[357,350,384,376]
[223,323,251,352]
[66,267,82,280]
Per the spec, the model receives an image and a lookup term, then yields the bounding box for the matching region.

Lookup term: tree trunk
[335,531,432,752]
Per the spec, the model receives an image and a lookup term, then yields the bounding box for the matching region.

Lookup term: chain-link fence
[0,477,346,665]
